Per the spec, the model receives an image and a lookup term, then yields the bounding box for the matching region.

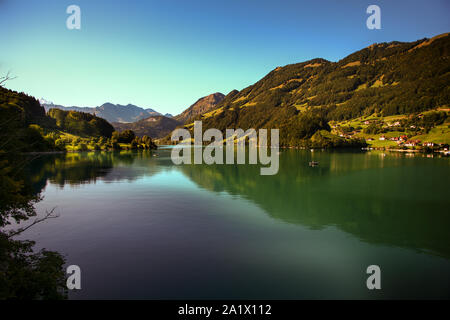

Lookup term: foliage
[117,129,135,143]
[0,88,62,152]
[0,234,67,300]
[48,108,114,137]
[0,124,67,299]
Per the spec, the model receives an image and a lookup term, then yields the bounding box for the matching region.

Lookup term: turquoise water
[11,148,450,299]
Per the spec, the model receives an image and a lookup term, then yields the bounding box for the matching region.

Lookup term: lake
[10,148,450,299]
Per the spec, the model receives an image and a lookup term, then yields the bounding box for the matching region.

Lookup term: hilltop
[174,92,225,124]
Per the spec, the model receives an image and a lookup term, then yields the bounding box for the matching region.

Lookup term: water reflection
[27,149,450,259]
[26,151,159,193]
[180,150,450,258]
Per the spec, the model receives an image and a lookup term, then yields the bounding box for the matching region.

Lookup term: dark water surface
[10,148,450,299]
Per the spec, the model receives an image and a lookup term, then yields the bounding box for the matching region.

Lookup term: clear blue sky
[1,0,449,115]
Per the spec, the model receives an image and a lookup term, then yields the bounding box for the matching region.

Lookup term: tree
[0,117,67,299]
[118,130,136,143]
[142,135,157,149]
[130,139,139,150]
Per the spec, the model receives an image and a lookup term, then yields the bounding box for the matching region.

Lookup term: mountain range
[40,92,226,138]
[108,93,225,138]
[40,92,226,126]
[41,101,173,123]
[39,32,449,145]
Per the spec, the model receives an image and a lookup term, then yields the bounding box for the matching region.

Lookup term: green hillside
[47,108,115,138]
[180,33,450,150]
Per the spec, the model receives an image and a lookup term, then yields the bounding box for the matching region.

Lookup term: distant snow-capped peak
[39,98,54,105]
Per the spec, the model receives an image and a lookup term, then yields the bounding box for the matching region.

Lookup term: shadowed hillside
[112,115,181,138]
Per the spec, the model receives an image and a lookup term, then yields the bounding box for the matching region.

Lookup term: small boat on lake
[309,161,319,167]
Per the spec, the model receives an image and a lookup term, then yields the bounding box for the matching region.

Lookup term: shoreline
[158,144,449,155]
[22,145,449,156]
[22,151,66,155]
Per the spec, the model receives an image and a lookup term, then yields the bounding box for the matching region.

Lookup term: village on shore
[330,110,450,155]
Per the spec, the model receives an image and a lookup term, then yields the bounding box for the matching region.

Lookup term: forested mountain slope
[185,33,449,147]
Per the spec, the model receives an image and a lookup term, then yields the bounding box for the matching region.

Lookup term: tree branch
[6,207,60,238]
[0,71,17,86]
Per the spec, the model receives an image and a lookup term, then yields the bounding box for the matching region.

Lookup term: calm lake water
[11,148,450,299]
